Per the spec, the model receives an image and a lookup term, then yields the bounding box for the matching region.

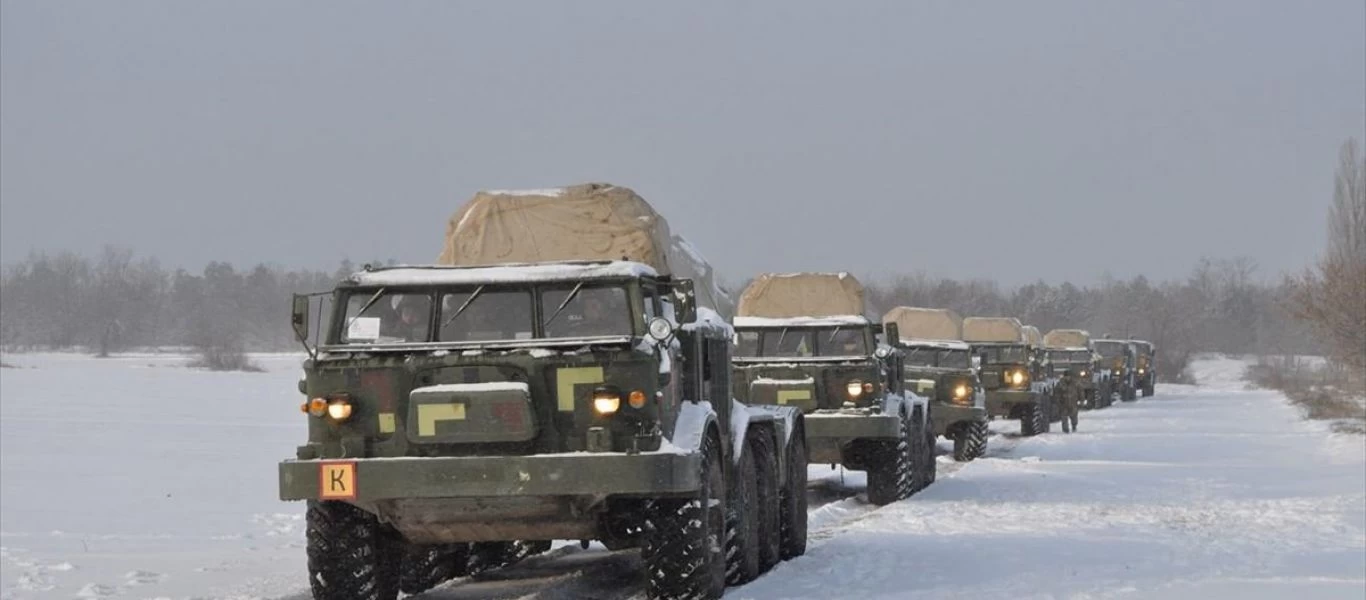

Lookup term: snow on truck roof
[900,339,972,351]
[347,261,658,287]
[733,315,871,328]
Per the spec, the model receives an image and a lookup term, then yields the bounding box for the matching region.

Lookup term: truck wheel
[915,415,937,490]
[1143,382,1155,397]
[953,420,988,462]
[306,501,400,600]
[1020,401,1046,437]
[724,440,761,585]
[399,543,469,595]
[644,433,726,600]
[779,427,808,560]
[866,413,913,505]
[1122,384,1136,402]
[751,432,782,571]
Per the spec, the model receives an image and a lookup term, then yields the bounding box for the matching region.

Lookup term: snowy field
[1,354,1363,599]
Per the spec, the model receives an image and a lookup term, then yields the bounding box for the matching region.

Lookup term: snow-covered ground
[1,354,1362,599]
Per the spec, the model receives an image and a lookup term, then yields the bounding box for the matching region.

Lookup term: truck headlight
[953,384,969,399]
[1080,370,1088,378]
[846,381,864,398]
[593,390,621,414]
[1010,371,1026,386]
[326,399,353,421]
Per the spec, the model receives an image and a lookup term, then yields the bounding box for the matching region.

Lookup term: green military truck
[1129,340,1157,396]
[1042,329,1111,410]
[964,317,1053,436]
[730,272,934,506]
[1094,338,1138,402]
[883,306,987,462]
[278,183,807,600]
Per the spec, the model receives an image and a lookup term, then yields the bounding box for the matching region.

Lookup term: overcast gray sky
[2,0,1363,286]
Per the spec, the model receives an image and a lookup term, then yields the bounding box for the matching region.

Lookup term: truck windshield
[1094,343,1125,359]
[1048,350,1088,363]
[737,327,869,358]
[438,289,534,342]
[980,346,1026,364]
[905,347,937,367]
[940,349,971,369]
[339,291,434,344]
[541,285,633,339]
[334,283,635,345]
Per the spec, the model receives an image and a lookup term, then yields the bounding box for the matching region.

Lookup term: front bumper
[985,389,1039,417]
[803,411,901,440]
[932,403,987,435]
[278,450,702,503]
[803,411,901,464]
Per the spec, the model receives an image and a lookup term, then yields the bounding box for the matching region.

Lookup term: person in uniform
[1057,367,1082,433]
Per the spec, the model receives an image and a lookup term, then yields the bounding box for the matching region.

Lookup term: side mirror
[883,322,900,348]
[291,294,310,342]
[672,279,697,324]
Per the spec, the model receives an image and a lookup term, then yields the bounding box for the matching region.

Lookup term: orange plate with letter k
[319,461,357,500]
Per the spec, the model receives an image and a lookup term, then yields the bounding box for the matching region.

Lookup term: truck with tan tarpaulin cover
[730,272,935,505]
[963,317,1054,436]
[1042,329,1111,409]
[279,183,806,600]
[882,307,989,461]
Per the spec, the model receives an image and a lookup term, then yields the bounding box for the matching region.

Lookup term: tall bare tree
[1293,139,1366,378]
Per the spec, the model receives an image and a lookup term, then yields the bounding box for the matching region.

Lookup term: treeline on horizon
[0,246,1316,381]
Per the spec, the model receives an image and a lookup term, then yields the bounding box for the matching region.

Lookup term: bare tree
[1292,139,1366,381]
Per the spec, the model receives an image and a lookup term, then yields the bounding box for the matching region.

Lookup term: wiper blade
[543,282,584,329]
[343,287,387,334]
[441,285,485,328]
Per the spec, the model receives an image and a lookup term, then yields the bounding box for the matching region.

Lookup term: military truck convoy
[730,273,934,505]
[278,181,1160,599]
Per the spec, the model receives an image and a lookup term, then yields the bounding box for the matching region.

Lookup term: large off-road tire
[1143,381,1155,397]
[1019,400,1047,437]
[306,501,401,600]
[399,543,469,595]
[913,412,937,491]
[867,412,914,505]
[1122,383,1137,402]
[952,420,988,462]
[778,427,808,560]
[724,440,761,585]
[644,433,727,600]
[751,431,782,572]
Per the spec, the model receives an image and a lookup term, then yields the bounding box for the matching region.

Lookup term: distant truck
[1042,329,1111,409]
[964,317,1054,436]
[883,307,988,461]
[730,272,934,505]
[1128,340,1157,396]
[278,183,806,600]
[1094,338,1139,402]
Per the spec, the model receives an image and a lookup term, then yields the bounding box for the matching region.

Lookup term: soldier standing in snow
[1057,368,1082,433]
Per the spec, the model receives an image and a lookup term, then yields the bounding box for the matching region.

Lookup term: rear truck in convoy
[1129,340,1157,396]
[729,273,934,506]
[964,317,1054,436]
[883,307,988,462]
[1042,328,1111,410]
[278,184,806,600]
[1094,338,1139,402]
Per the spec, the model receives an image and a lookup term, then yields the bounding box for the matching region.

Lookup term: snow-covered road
[1,355,1362,599]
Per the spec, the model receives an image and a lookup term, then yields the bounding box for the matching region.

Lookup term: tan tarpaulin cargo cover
[882,307,963,341]
[737,272,865,318]
[963,317,1025,343]
[1022,326,1043,347]
[1043,329,1092,349]
[437,182,734,318]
